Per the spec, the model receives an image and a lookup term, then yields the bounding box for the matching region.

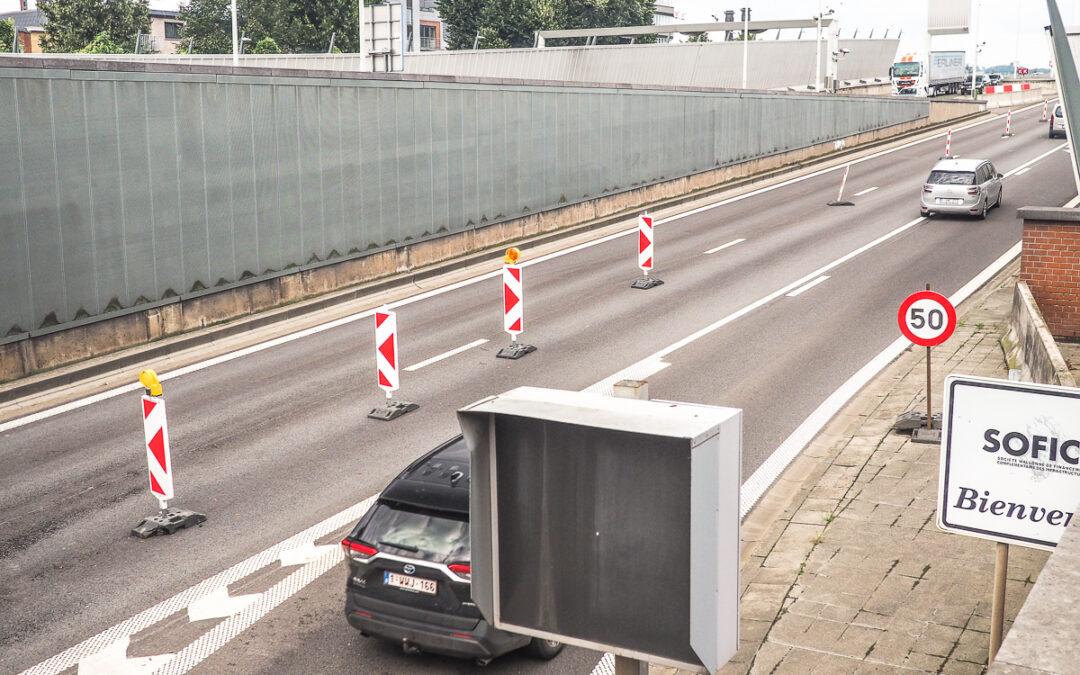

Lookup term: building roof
[150,9,180,19]
[0,9,44,32]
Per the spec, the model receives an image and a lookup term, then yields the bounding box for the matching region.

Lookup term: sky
[678,0,1080,69]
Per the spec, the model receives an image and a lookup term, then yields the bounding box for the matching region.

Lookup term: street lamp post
[231,0,239,65]
[742,7,749,89]
[970,0,981,98]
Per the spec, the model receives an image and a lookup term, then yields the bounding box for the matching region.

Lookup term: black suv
[342,436,563,666]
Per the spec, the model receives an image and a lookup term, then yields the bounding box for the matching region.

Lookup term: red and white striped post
[368,308,418,420]
[1041,100,1049,122]
[631,213,664,289]
[131,369,206,538]
[1002,110,1013,137]
[943,129,953,158]
[497,247,536,359]
[141,387,174,510]
[374,308,399,399]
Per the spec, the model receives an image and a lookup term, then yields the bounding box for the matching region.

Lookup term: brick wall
[1019,208,1080,339]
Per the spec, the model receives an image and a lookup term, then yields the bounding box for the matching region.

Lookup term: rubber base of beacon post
[496,343,537,360]
[367,400,420,421]
[1002,132,1013,138]
[630,276,664,290]
[892,410,942,433]
[940,154,955,160]
[132,508,207,539]
[911,427,943,444]
[827,200,855,206]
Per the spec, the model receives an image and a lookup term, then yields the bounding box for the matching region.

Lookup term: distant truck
[891,51,967,97]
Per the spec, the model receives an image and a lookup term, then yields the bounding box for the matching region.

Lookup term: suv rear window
[927,170,975,185]
[357,503,469,564]
[1056,106,1064,118]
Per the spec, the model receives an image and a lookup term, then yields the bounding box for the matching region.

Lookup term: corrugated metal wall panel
[0,65,927,338]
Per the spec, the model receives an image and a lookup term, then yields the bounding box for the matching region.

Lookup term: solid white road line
[0,102,1048,434]
[1013,167,1032,176]
[704,238,746,255]
[403,339,488,372]
[853,186,879,197]
[786,275,830,297]
[24,123,1069,675]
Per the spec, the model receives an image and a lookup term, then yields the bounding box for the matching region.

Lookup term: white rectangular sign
[938,375,1080,550]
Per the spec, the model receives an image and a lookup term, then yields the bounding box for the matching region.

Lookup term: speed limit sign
[898,290,957,347]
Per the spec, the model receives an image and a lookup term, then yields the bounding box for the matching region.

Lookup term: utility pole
[741,7,750,89]
[230,0,239,65]
[815,0,823,90]
[1013,0,1022,79]
[970,0,981,99]
[358,0,367,66]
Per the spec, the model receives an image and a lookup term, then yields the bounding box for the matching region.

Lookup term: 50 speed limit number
[897,290,957,347]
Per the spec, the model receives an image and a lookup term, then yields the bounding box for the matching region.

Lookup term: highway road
[1,102,1075,675]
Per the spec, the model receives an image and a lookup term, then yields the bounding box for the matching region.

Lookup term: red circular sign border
[897,290,957,347]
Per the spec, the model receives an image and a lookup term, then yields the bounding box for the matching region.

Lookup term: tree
[250,36,281,54]
[0,18,15,53]
[38,0,150,53]
[80,31,125,53]
[685,32,710,43]
[178,0,358,54]
[436,0,483,49]
[438,0,655,50]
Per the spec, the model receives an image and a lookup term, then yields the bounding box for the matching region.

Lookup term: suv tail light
[967,187,980,195]
[448,563,471,580]
[341,538,377,561]
[923,184,933,193]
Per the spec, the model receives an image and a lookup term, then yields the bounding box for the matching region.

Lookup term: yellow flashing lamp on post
[504,247,521,265]
[139,369,163,397]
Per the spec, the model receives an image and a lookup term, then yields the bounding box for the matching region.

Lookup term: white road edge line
[704,238,746,255]
[403,339,489,372]
[853,186,879,197]
[22,130,1067,675]
[0,100,1047,434]
[1013,167,1032,176]
[785,275,830,298]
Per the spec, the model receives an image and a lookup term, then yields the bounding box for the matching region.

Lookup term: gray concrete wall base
[1003,282,1078,387]
[0,102,986,385]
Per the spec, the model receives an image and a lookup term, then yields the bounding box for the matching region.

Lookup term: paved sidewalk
[713,263,1050,674]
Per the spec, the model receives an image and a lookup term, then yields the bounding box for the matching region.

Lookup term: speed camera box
[457,387,741,673]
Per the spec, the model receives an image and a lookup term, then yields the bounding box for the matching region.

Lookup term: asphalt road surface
[1,103,1075,675]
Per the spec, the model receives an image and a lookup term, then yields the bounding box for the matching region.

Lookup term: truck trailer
[891,51,967,97]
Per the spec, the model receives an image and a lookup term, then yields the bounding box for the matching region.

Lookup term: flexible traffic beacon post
[131,369,207,538]
[497,247,536,360]
[631,213,664,289]
[368,307,419,420]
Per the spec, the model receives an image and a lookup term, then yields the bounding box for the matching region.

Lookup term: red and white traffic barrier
[374,307,399,397]
[944,129,953,158]
[368,307,419,419]
[1003,110,1013,137]
[141,391,174,509]
[984,83,1032,94]
[131,369,206,538]
[497,247,536,359]
[631,213,664,289]
[1041,100,1049,122]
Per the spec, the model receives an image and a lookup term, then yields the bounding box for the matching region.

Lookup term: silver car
[920,158,1003,219]
[1049,103,1067,139]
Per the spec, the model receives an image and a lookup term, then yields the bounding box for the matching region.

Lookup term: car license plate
[936,198,963,205]
[384,571,437,594]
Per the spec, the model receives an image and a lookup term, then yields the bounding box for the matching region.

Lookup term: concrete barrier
[1002,282,1078,387]
[0,96,989,385]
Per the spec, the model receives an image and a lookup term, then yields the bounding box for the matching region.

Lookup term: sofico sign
[938,375,1080,550]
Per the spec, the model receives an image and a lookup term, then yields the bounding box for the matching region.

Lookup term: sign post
[131,369,206,538]
[897,285,957,443]
[367,307,419,421]
[497,247,537,360]
[631,213,663,290]
[937,375,1080,663]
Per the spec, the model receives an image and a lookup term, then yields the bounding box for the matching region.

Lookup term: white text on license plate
[385,571,437,594]
[936,198,963,205]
